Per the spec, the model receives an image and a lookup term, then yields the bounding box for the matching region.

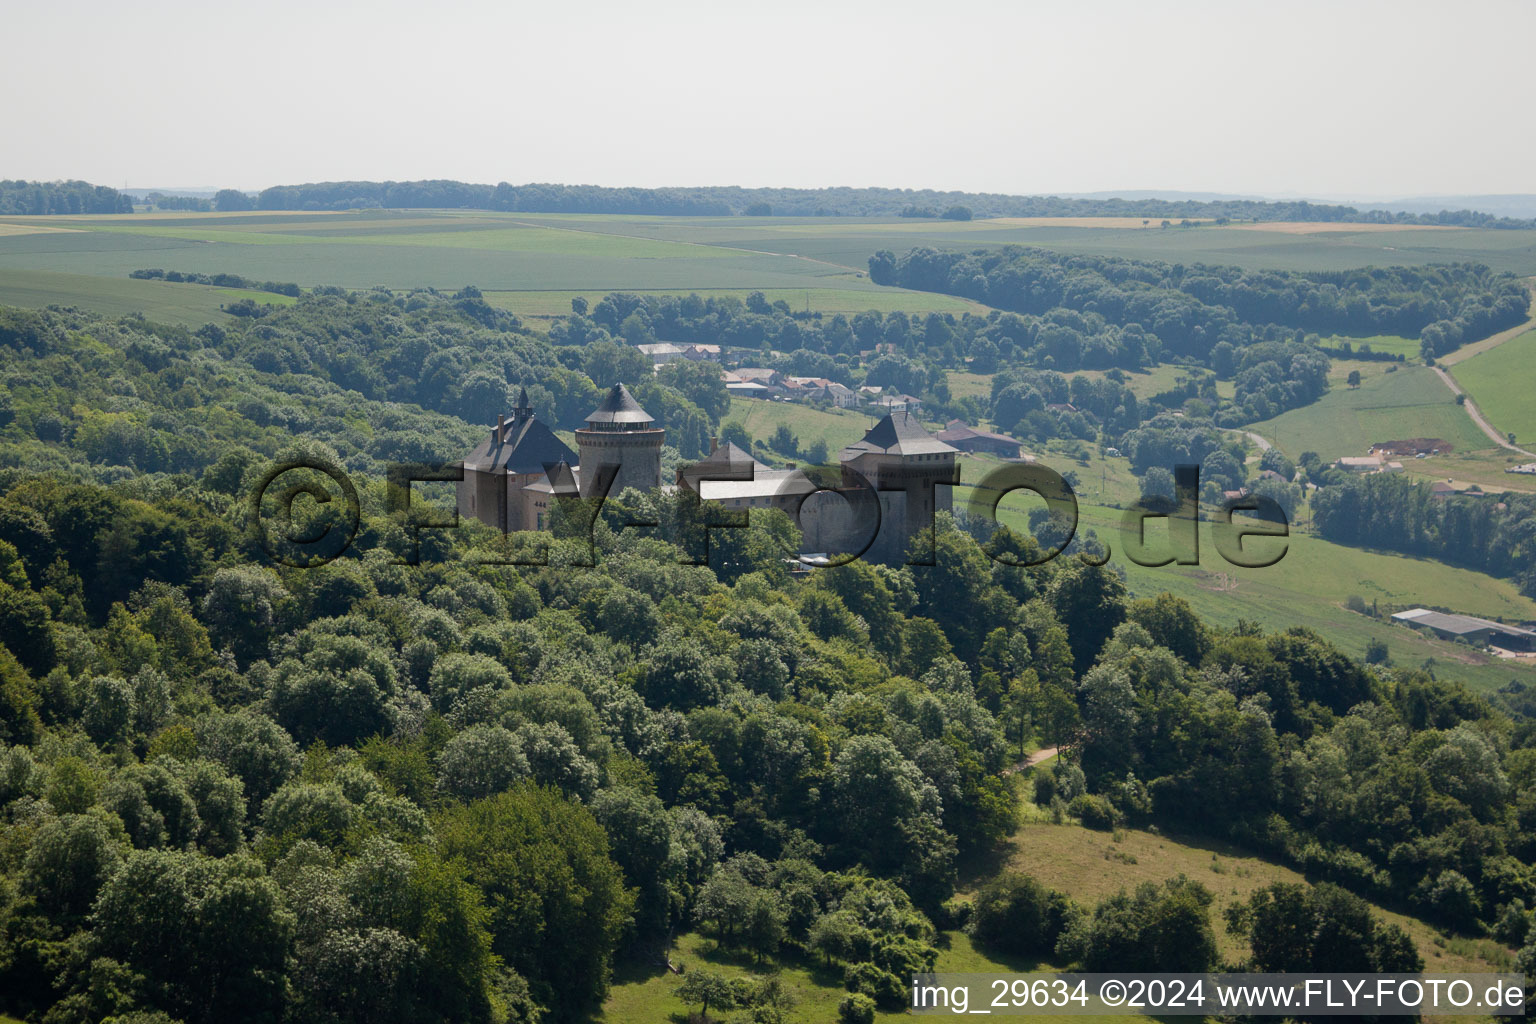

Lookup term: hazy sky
[6,0,1532,198]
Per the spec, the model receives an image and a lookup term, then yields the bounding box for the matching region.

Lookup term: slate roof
[841,411,958,458]
[935,420,1023,447]
[522,460,579,495]
[463,393,576,474]
[678,441,770,487]
[585,383,654,426]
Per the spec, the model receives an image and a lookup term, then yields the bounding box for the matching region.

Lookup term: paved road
[1430,365,1536,459]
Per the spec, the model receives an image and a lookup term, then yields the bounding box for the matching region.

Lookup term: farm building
[732,367,782,386]
[635,342,720,364]
[870,393,922,412]
[935,420,1028,458]
[1390,608,1536,650]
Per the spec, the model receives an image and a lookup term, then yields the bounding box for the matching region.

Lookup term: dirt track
[1430,364,1536,459]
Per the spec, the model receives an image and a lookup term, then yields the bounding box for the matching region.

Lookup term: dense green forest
[0,181,133,216]
[1,294,1535,1023]
[870,246,1532,364]
[206,179,1536,227]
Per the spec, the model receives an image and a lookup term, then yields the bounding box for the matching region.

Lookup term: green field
[726,398,882,456]
[1250,365,1491,461]
[500,212,1536,275]
[1451,328,1536,446]
[0,268,296,327]
[6,211,1536,330]
[1322,333,1421,360]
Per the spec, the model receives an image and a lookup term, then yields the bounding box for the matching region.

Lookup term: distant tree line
[0,180,133,215]
[207,179,1536,226]
[140,193,213,212]
[129,269,300,297]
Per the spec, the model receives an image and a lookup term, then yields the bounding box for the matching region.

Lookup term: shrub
[967,872,1079,957]
[838,992,877,1024]
[1069,793,1118,830]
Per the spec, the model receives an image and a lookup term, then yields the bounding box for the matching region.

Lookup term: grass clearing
[1323,333,1421,360]
[945,369,994,401]
[601,819,1518,1021]
[1250,365,1491,461]
[992,822,1512,974]
[725,399,884,456]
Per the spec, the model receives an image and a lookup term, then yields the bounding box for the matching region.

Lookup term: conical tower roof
[584,383,654,427]
[840,410,957,458]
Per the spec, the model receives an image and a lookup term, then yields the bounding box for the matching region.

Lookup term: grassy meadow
[599,814,1517,1023]
[1250,365,1491,461]
[994,820,1516,976]
[1449,328,1536,445]
[724,398,878,457]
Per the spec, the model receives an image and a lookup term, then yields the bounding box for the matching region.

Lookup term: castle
[459,382,956,564]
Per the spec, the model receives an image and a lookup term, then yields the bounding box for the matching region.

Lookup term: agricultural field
[6,211,1536,331]
[0,210,880,307]
[0,267,296,327]
[502,212,1536,276]
[1448,328,1536,445]
[1249,365,1491,463]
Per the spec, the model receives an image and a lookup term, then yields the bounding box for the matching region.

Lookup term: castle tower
[575,383,665,498]
[815,410,958,563]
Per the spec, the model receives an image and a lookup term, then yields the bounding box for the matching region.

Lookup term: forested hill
[2,293,1536,1022]
[0,179,134,215]
[211,179,1536,227]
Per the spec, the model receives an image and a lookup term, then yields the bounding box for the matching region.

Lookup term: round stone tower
[575,383,665,498]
